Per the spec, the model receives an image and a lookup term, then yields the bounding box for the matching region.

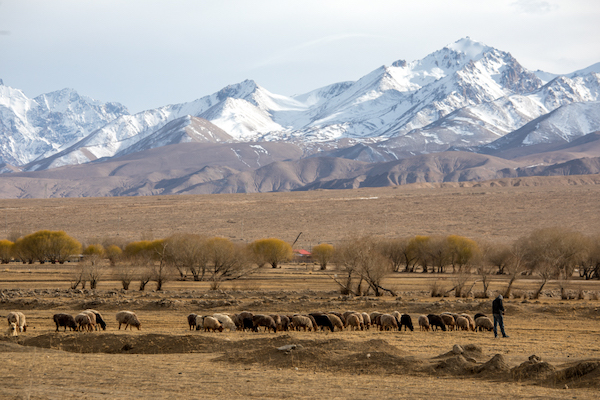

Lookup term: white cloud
[511,0,559,15]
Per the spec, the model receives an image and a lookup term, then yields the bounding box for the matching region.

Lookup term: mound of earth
[511,355,556,381]
[475,354,511,379]
[19,332,228,354]
[213,336,423,374]
[546,361,600,389]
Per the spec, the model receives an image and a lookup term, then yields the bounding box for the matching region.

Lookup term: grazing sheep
[270,314,282,330]
[327,313,344,332]
[418,315,430,331]
[213,314,236,331]
[391,311,402,326]
[399,314,414,331]
[291,315,313,331]
[456,316,470,331]
[187,313,198,330]
[475,316,494,332]
[427,314,447,331]
[474,313,487,321]
[279,315,290,331]
[82,311,98,331]
[7,312,27,333]
[7,322,17,336]
[252,314,277,333]
[342,311,359,322]
[237,311,255,331]
[379,314,398,331]
[369,312,382,324]
[327,311,345,325]
[203,316,223,332]
[195,316,206,331]
[440,314,456,331]
[344,314,363,331]
[361,312,371,330]
[371,314,383,329]
[85,309,107,330]
[460,313,476,331]
[307,315,318,332]
[116,311,141,330]
[75,313,93,332]
[53,313,78,332]
[309,313,334,332]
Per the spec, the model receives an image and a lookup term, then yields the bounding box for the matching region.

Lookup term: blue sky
[1,0,599,113]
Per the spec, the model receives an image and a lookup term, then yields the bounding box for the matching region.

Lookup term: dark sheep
[252,314,277,333]
[399,314,414,331]
[187,313,198,330]
[427,314,447,331]
[309,313,334,332]
[53,313,78,332]
[440,314,456,331]
[279,315,290,331]
[474,313,487,321]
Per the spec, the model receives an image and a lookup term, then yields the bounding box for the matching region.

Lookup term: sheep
[279,315,290,331]
[427,314,447,331]
[361,312,371,330]
[85,309,107,330]
[344,313,363,331]
[7,311,27,333]
[342,311,359,322]
[391,311,402,326]
[203,316,223,332]
[252,314,277,333]
[75,313,93,332]
[195,316,206,331]
[475,316,494,332]
[474,313,487,321]
[187,313,198,330]
[456,316,470,331]
[327,311,345,325]
[379,314,398,331]
[237,311,255,331]
[460,313,476,331]
[307,315,318,332]
[7,322,17,336]
[371,313,383,329]
[213,314,236,331]
[270,314,282,330]
[327,313,344,332]
[399,314,414,331]
[418,315,430,331]
[82,310,98,331]
[116,311,141,330]
[53,313,78,332]
[369,312,382,324]
[440,314,456,331]
[291,315,313,331]
[309,313,334,332]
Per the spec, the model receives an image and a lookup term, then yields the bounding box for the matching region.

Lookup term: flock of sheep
[5,309,495,336]
[186,311,495,334]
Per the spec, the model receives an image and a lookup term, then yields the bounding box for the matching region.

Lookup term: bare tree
[504,240,527,298]
[164,233,208,281]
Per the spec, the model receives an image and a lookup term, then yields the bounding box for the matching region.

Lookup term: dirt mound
[20,332,228,354]
[511,356,556,381]
[434,343,483,361]
[213,336,421,374]
[546,361,600,389]
[475,354,510,379]
[432,354,477,375]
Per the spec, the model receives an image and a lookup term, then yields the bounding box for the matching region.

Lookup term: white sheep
[475,316,494,332]
[116,311,141,330]
[75,313,93,332]
[460,313,476,331]
[82,310,98,331]
[7,322,18,336]
[361,312,371,330]
[456,316,470,331]
[418,315,430,331]
[7,311,27,333]
[327,313,344,332]
[213,313,236,331]
[379,314,398,331]
[291,315,313,331]
[344,313,363,331]
[202,316,223,332]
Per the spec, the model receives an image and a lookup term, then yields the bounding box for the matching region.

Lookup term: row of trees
[2,227,599,297]
[0,231,295,290]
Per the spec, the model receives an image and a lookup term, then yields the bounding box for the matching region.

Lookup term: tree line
[1,227,599,297]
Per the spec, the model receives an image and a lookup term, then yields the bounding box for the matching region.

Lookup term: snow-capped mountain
[0,82,128,165]
[1,37,600,174]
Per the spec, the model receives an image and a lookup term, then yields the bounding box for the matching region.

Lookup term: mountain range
[1,37,599,198]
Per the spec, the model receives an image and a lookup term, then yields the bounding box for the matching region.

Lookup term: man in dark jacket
[492,294,509,338]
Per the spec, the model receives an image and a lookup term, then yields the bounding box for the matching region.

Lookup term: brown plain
[1,177,600,399]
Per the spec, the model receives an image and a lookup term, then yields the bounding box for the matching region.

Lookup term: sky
[1,0,599,114]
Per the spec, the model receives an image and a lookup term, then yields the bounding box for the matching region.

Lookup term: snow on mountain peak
[445,37,491,60]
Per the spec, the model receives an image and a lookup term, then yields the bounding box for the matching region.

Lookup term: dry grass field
[1,179,600,399]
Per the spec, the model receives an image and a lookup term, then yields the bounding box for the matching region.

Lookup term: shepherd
[492,294,509,338]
